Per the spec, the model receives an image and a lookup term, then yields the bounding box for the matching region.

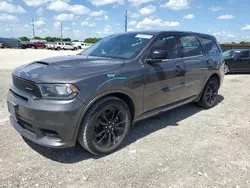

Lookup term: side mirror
[146,50,169,64]
[152,50,169,60]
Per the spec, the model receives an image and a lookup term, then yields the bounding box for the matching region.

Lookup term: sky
[0,0,250,42]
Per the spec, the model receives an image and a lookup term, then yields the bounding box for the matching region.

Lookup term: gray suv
[7,31,224,155]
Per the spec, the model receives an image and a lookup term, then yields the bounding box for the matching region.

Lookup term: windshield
[80,33,154,60]
[223,50,240,58]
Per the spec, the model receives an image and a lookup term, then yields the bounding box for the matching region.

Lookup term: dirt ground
[0,49,250,188]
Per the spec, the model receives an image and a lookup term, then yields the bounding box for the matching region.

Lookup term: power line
[125,10,127,32]
[61,22,63,41]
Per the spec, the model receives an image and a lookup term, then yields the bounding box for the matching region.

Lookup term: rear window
[200,37,220,54]
[180,35,203,57]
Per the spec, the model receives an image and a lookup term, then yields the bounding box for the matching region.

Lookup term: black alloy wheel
[78,96,131,155]
[199,77,219,109]
[93,106,126,148]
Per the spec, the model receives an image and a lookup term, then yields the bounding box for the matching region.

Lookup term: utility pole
[32,18,35,39]
[60,22,63,41]
[125,10,127,32]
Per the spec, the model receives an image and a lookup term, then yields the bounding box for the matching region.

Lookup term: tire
[78,96,131,155]
[57,47,61,50]
[223,64,230,74]
[198,77,219,109]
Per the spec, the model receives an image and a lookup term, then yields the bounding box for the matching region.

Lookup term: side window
[239,51,250,58]
[151,35,178,59]
[180,35,203,57]
[58,43,61,45]
[200,37,220,54]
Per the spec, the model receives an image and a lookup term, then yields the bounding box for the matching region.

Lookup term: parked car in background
[20,41,29,49]
[72,42,90,50]
[45,42,55,50]
[54,42,77,50]
[0,37,21,48]
[0,42,6,48]
[29,41,46,49]
[7,31,224,155]
[223,49,250,74]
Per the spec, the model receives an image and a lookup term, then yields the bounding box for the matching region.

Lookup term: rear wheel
[78,96,131,155]
[198,77,219,109]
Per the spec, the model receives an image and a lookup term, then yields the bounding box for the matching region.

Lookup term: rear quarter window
[200,37,221,54]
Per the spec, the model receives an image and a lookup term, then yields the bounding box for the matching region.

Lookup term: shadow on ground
[24,95,224,163]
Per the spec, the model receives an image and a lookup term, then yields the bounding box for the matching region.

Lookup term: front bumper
[7,86,85,148]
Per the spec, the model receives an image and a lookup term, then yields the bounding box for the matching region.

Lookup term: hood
[12,55,125,83]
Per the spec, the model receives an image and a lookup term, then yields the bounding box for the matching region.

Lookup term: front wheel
[78,96,131,155]
[198,77,219,109]
[223,64,230,74]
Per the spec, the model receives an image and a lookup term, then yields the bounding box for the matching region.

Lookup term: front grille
[12,75,42,98]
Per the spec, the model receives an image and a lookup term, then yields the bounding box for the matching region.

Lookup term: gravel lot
[0,49,250,188]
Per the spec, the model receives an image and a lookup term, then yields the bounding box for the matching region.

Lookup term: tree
[19,36,30,41]
[62,38,71,42]
[84,37,102,44]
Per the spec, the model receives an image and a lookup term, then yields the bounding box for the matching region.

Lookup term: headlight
[38,84,79,100]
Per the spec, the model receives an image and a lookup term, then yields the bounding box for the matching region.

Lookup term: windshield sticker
[135,34,153,39]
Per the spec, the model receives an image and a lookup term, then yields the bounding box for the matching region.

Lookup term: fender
[72,89,136,142]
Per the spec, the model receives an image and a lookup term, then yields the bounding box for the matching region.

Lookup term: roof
[116,30,216,40]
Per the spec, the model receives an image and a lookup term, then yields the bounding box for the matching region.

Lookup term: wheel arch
[73,90,136,142]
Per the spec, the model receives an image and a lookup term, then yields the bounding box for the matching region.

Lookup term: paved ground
[0,49,250,188]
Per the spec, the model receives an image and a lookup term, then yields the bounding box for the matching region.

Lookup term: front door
[232,50,250,71]
[143,35,186,113]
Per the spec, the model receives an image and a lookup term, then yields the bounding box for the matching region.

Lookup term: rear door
[178,35,209,98]
[143,34,187,113]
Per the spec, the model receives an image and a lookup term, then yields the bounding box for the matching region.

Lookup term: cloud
[209,6,224,11]
[88,0,124,6]
[54,13,77,21]
[183,14,194,19]
[90,10,107,16]
[53,21,61,28]
[129,12,140,18]
[47,0,69,11]
[69,5,91,15]
[104,15,109,20]
[0,13,18,21]
[81,21,96,27]
[0,1,26,13]
[23,0,70,7]
[36,7,44,16]
[241,24,250,30]
[139,5,156,15]
[128,0,154,6]
[34,20,46,27]
[128,20,137,26]
[217,15,234,20]
[136,18,180,29]
[160,0,190,10]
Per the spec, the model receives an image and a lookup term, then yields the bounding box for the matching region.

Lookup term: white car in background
[45,42,55,50]
[72,42,90,50]
[54,42,77,50]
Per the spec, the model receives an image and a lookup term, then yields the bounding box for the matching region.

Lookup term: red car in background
[29,41,46,49]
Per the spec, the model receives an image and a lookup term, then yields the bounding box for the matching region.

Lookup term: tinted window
[65,43,72,45]
[239,51,250,58]
[201,38,220,54]
[151,36,178,59]
[180,36,203,57]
